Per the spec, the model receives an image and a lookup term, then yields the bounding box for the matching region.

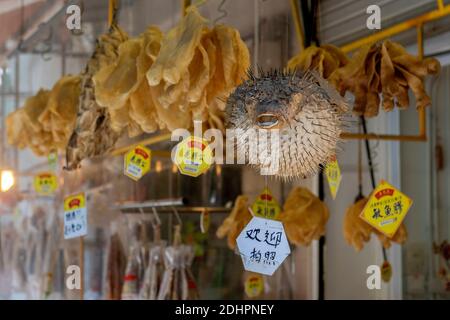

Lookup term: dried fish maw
[150,84,191,131]
[6,109,29,148]
[187,42,210,105]
[374,223,408,249]
[146,6,208,86]
[129,80,160,133]
[396,65,430,109]
[23,89,50,132]
[93,38,141,110]
[158,70,190,109]
[232,27,250,84]
[280,187,329,246]
[321,44,349,67]
[109,101,132,133]
[216,195,252,249]
[42,75,80,142]
[288,45,347,79]
[214,25,238,89]
[343,197,372,251]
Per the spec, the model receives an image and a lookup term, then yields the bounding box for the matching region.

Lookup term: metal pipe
[289,0,305,51]
[117,198,187,211]
[340,132,427,141]
[341,4,450,53]
[121,206,230,214]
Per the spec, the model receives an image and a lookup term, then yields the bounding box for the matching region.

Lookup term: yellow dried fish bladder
[93,38,142,110]
[146,6,208,86]
[288,44,348,79]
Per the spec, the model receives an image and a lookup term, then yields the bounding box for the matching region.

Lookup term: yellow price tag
[33,172,58,195]
[174,136,212,177]
[124,145,151,181]
[324,157,341,200]
[251,187,281,220]
[360,180,412,238]
[244,274,264,298]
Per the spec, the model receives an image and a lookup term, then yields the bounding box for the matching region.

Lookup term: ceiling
[1,0,450,64]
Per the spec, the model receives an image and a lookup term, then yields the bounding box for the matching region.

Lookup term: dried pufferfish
[65,23,128,170]
[226,69,348,180]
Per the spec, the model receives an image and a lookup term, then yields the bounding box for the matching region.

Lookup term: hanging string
[213,0,228,24]
[264,174,269,218]
[361,116,388,262]
[355,119,364,202]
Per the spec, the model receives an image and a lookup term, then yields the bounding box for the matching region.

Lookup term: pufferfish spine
[225,69,349,180]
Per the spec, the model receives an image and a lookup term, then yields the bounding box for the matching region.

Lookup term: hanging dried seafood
[287,44,348,79]
[279,187,329,246]
[93,26,164,137]
[226,69,348,179]
[216,195,252,250]
[343,197,408,251]
[329,40,440,117]
[39,75,81,149]
[65,21,128,170]
[6,89,51,156]
[146,6,250,132]
[7,75,80,157]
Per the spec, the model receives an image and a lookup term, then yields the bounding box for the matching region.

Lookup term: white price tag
[236,216,291,276]
[63,193,88,239]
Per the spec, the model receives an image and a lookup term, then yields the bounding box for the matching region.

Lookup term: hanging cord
[360,116,388,261]
[355,119,364,202]
[108,0,119,29]
[213,0,228,24]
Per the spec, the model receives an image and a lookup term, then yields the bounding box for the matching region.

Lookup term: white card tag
[236,216,291,276]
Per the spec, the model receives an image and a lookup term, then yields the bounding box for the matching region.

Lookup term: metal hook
[151,207,161,226]
[171,206,182,227]
[213,0,228,24]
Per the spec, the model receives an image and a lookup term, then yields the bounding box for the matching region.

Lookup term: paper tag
[324,157,341,200]
[33,172,58,196]
[174,136,212,177]
[48,152,57,171]
[360,180,412,238]
[124,145,151,181]
[244,274,264,298]
[63,193,88,239]
[251,187,281,220]
[236,216,291,276]
[200,210,210,234]
[381,260,392,283]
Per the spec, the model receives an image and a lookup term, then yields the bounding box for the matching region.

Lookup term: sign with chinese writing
[324,157,341,200]
[360,180,412,238]
[236,216,291,276]
[251,187,281,220]
[63,193,87,239]
[244,274,264,298]
[200,209,210,234]
[124,145,151,181]
[33,172,58,196]
[174,136,212,177]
